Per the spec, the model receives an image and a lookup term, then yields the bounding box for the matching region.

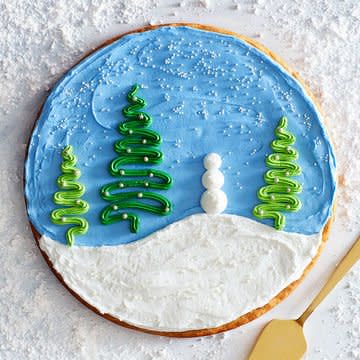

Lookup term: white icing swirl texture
[39,214,322,332]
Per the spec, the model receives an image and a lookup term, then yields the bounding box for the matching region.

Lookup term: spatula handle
[297,235,360,326]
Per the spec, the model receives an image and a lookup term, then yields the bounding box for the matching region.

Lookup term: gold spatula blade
[248,320,306,360]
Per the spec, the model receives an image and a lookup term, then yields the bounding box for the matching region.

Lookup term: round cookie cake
[25,24,336,337]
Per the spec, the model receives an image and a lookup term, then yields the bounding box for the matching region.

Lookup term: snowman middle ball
[201,169,225,189]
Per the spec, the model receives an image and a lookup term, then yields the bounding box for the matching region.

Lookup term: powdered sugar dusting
[304,262,360,360]
[328,266,360,359]
[0,0,359,359]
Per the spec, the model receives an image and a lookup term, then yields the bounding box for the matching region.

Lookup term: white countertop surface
[1,1,359,359]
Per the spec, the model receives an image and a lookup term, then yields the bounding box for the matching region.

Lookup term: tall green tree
[253,116,302,230]
[100,84,173,233]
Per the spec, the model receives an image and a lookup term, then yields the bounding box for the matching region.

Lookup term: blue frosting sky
[25,26,336,246]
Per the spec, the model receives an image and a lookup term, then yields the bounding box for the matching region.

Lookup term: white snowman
[200,153,228,214]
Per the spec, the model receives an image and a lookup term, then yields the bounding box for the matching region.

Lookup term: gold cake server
[248,234,360,360]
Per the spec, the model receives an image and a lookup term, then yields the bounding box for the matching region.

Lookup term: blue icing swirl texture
[25,26,336,246]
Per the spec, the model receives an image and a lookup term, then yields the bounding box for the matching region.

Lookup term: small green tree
[253,116,302,230]
[100,84,173,233]
[51,145,89,246]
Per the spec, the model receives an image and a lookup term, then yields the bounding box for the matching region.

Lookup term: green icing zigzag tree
[100,84,173,233]
[51,145,89,246]
[253,116,302,230]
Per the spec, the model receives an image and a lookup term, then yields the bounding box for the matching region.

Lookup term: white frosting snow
[39,214,322,332]
[201,153,228,214]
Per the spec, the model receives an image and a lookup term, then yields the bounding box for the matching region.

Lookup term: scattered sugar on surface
[0,0,157,116]
[304,263,360,360]
[0,0,359,359]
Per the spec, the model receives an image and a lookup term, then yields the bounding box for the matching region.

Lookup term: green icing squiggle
[100,84,173,233]
[253,116,302,230]
[51,145,89,246]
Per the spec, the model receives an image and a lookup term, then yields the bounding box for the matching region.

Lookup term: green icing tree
[51,145,89,246]
[253,116,302,230]
[100,84,173,233]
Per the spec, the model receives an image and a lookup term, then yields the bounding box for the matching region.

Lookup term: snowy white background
[1,0,359,359]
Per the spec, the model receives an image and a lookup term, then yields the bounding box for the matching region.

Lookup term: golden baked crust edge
[26,22,336,338]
